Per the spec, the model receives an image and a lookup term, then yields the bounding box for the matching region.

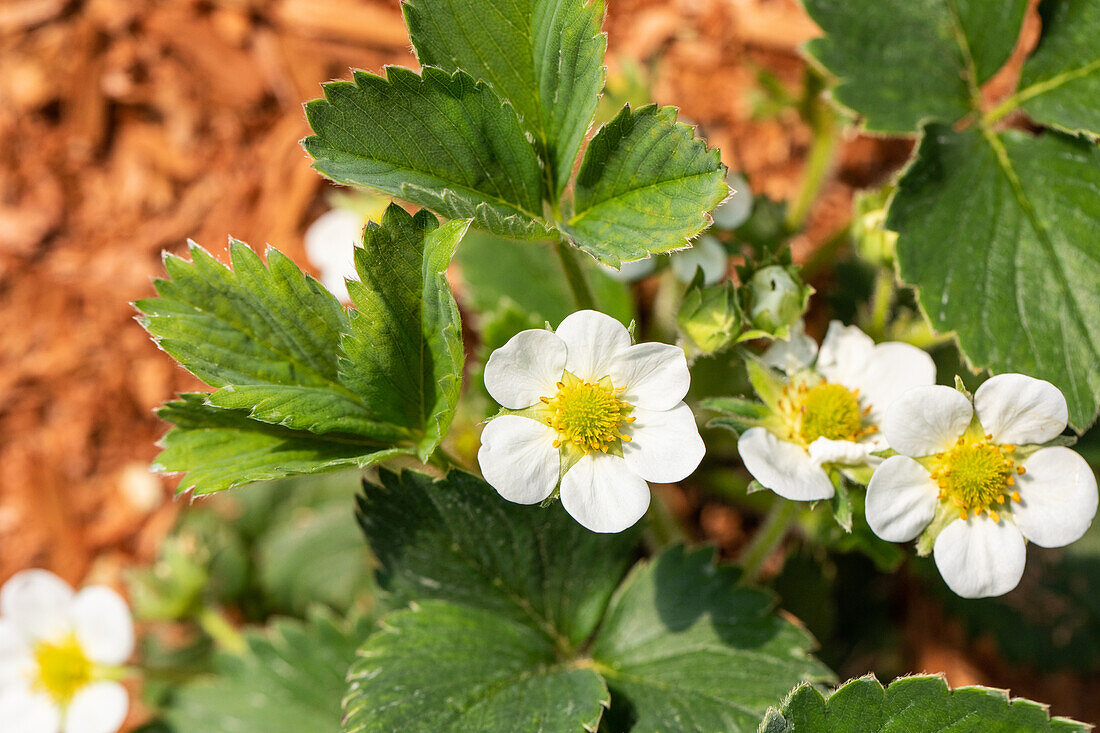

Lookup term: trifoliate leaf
[562,104,729,266]
[759,674,1088,732]
[356,469,638,647]
[404,0,606,198]
[339,205,467,460]
[590,546,833,733]
[137,242,401,441]
[1018,0,1100,137]
[154,395,407,495]
[802,0,1027,133]
[342,601,608,733]
[888,125,1100,430]
[303,66,551,240]
[166,611,371,733]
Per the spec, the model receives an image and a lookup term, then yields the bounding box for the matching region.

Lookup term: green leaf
[759,674,1088,732]
[154,395,406,495]
[590,546,833,733]
[356,469,638,647]
[166,611,370,733]
[303,66,551,240]
[339,205,468,460]
[342,601,608,733]
[256,500,373,615]
[701,396,771,420]
[1017,0,1100,137]
[802,0,1027,133]
[404,0,606,198]
[888,125,1100,430]
[563,104,729,266]
[136,242,401,441]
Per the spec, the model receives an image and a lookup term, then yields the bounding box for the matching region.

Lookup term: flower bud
[746,265,806,334]
[678,275,742,354]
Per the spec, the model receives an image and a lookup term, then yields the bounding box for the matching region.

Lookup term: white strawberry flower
[478,310,705,533]
[738,321,936,500]
[866,374,1098,598]
[0,570,134,733]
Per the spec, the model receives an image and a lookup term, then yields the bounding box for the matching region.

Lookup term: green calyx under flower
[33,634,92,705]
[773,379,875,447]
[930,433,1025,521]
[540,371,635,454]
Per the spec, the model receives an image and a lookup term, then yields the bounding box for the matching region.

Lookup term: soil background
[1,0,1096,727]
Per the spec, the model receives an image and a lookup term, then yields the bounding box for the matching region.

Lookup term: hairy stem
[556,241,598,311]
[786,75,840,231]
[738,499,799,584]
[197,606,246,654]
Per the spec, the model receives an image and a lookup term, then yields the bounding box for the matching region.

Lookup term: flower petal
[483,329,567,409]
[974,373,1068,445]
[853,342,936,423]
[737,427,834,501]
[0,569,74,642]
[560,453,650,533]
[866,456,939,542]
[64,681,128,733]
[0,619,33,685]
[304,208,362,268]
[477,416,560,505]
[622,403,705,483]
[670,234,727,285]
[882,385,973,457]
[554,310,631,381]
[1013,447,1098,548]
[608,343,690,411]
[815,321,874,386]
[0,681,61,733]
[72,588,134,666]
[761,321,818,375]
[933,516,1026,598]
[807,438,873,467]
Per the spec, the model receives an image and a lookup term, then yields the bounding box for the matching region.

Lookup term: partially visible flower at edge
[738,321,936,500]
[477,310,705,533]
[865,375,1098,598]
[0,569,134,733]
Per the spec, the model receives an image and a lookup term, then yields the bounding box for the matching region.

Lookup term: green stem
[786,83,840,231]
[197,606,246,654]
[738,499,799,584]
[555,241,598,311]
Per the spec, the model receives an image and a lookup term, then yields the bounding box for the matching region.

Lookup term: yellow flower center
[541,372,634,453]
[930,434,1025,521]
[33,635,92,705]
[777,380,873,447]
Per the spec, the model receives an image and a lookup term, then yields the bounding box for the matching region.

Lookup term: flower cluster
[0,570,134,733]
[479,309,1098,600]
[739,321,935,500]
[478,310,704,533]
